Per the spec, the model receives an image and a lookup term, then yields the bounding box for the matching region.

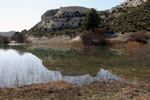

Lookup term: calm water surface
[0,48,123,88]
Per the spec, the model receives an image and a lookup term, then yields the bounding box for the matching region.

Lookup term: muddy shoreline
[0,81,149,100]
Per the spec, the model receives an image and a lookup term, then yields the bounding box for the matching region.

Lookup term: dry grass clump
[80,28,110,46]
[123,31,150,56]
[125,41,150,57]
[127,41,143,47]
[22,80,75,91]
[128,31,149,44]
[133,97,148,100]
[125,42,143,56]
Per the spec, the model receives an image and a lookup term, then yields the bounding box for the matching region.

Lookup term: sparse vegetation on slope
[27,27,84,37]
[102,1,150,32]
[26,0,150,38]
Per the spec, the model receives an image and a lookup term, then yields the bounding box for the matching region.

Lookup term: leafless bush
[128,31,149,44]
[80,28,110,46]
[11,33,27,43]
[0,36,10,44]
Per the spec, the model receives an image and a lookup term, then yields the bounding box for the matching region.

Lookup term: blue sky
[0,0,125,32]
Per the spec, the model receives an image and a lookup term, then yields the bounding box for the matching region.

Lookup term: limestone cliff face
[35,6,89,30]
[109,0,147,13]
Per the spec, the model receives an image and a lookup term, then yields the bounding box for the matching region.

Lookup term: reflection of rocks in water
[94,69,123,81]
[63,69,123,86]
[63,74,94,86]
[0,49,123,88]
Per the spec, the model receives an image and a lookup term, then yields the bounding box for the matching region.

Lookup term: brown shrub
[11,33,27,43]
[80,28,110,46]
[128,31,149,44]
[0,36,10,44]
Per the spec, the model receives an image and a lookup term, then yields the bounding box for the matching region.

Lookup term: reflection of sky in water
[0,49,123,88]
[0,49,27,60]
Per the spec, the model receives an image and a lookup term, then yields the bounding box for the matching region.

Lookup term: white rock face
[109,0,147,13]
[41,9,59,21]
[55,6,89,17]
[35,6,90,30]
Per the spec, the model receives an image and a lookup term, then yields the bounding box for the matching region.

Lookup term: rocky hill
[27,0,148,37]
[34,6,89,30]
[103,0,150,32]
[109,0,147,13]
[27,6,89,37]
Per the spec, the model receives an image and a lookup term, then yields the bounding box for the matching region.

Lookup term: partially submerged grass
[106,44,150,82]
[26,44,150,83]
[1,44,150,82]
[27,46,114,76]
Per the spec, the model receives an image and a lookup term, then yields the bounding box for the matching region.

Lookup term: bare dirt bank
[0,81,149,100]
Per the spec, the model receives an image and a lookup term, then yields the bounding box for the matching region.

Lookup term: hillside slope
[103,0,150,33]
[109,0,147,13]
[27,0,149,37]
[27,6,89,37]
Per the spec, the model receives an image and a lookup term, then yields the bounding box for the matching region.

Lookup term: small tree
[82,8,101,30]
[11,32,27,43]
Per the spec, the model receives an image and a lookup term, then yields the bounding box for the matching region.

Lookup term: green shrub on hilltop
[103,1,150,33]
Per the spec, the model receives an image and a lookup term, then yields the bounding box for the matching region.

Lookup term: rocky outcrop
[41,9,59,21]
[109,0,147,13]
[34,6,89,30]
